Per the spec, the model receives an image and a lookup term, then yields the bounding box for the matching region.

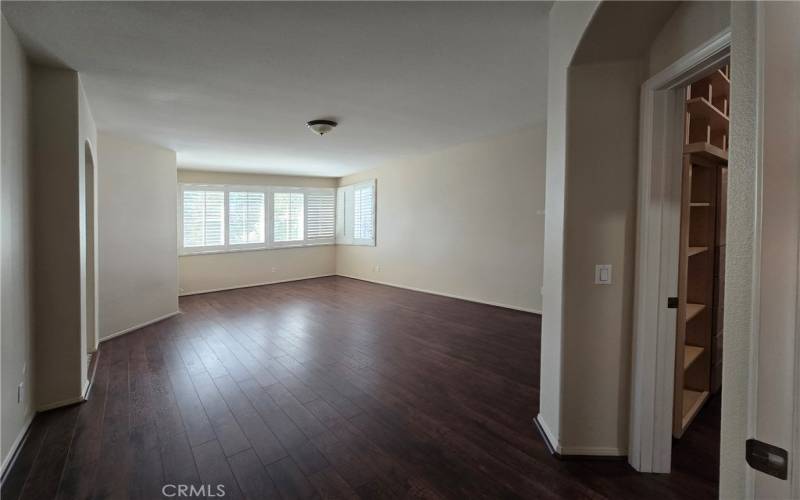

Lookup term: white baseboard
[0,413,34,483]
[535,414,561,453]
[558,445,627,457]
[534,414,625,457]
[99,310,181,343]
[179,274,335,296]
[335,274,542,315]
[36,394,85,412]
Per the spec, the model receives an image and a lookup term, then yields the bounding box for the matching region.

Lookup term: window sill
[180,242,335,257]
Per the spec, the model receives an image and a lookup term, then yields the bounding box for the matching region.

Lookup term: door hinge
[746,439,788,480]
[667,297,678,309]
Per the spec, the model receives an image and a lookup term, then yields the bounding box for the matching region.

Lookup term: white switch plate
[595,264,612,285]
[17,382,24,404]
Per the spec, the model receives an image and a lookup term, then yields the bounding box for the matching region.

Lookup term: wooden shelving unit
[673,63,730,438]
[683,345,705,370]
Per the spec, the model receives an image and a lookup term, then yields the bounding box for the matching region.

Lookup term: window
[353,183,375,241]
[272,191,304,243]
[179,184,335,254]
[182,189,225,249]
[306,189,336,243]
[229,191,265,245]
[336,179,376,246]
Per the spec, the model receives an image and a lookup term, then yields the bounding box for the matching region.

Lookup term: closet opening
[629,30,730,475]
[670,62,729,462]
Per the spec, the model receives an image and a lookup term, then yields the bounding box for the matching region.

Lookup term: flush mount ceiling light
[306,119,338,136]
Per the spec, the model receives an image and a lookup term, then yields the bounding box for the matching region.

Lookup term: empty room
[1,1,798,499]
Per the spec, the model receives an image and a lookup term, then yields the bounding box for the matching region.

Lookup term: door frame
[628,28,731,473]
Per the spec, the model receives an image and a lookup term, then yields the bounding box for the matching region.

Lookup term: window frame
[336,179,376,247]
[178,183,336,256]
[269,186,307,248]
[305,187,337,246]
[226,186,267,251]
[178,184,228,254]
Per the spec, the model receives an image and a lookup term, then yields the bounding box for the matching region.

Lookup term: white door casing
[629,29,730,473]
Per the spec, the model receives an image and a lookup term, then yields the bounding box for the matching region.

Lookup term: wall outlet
[17,382,24,404]
[595,264,612,285]
[271,267,277,273]
[373,264,380,272]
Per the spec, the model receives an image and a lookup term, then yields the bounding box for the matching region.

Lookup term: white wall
[335,126,546,313]
[538,0,600,452]
[1,15,34,472]
[177,170,337,295]
[98,134,178,340]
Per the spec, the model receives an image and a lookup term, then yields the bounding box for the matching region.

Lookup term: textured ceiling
[3,1,551,177]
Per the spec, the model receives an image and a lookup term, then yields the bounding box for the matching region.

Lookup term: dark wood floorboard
[1,276,720,499]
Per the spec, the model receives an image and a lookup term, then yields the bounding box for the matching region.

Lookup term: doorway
[84,141,98,356]
[628,29,730,474]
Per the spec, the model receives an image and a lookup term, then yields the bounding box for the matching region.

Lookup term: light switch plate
[595,264,612,285]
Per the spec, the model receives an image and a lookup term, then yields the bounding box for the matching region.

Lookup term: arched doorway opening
[84,141,98,356]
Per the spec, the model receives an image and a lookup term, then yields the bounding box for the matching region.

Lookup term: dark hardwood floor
[1,276,719,499]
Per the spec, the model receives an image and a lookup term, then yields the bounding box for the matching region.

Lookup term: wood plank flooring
[1,276,719,499]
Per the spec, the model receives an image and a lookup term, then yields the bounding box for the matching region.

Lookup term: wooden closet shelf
[687,246,708,257]
[685,303,705,321]
[683,142,728,163]
[706,69,730,97]
[683,345,705,370]
[686,97,729,130]
[681,389,709,431]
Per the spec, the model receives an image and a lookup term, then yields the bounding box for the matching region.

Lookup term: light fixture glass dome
[306,119,337,136]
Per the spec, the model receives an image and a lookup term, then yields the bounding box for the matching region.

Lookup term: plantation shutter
[229,192,265,245]
[182,189,225,248]
[272,191,304,243]
[353,183,375,242]
[306,189,335,243]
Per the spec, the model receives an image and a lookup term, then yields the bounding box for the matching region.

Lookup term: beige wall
[1,15,35,472]
[544,0,731,456]
[647,1,730,78]
[336,126,546,313]
[721,3,800,497]
[719,8,755,492]
[30,65,97,410]
[561,59,643,453]
[538,0,601,451]
[98,134,179,340]
[177,170,337,295]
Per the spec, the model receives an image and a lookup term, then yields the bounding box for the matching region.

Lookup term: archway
[84,141,98,355]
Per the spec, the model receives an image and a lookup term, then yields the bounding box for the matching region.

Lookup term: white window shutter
[182,189,225,248]
[335,180,375,246]
[229,192,265,245]
[272,191,305,243]
[306,189,335,243]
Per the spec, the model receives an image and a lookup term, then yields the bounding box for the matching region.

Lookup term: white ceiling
[3,1,550,177]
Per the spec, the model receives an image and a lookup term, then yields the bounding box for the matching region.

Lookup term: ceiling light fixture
[306,119,337,136]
